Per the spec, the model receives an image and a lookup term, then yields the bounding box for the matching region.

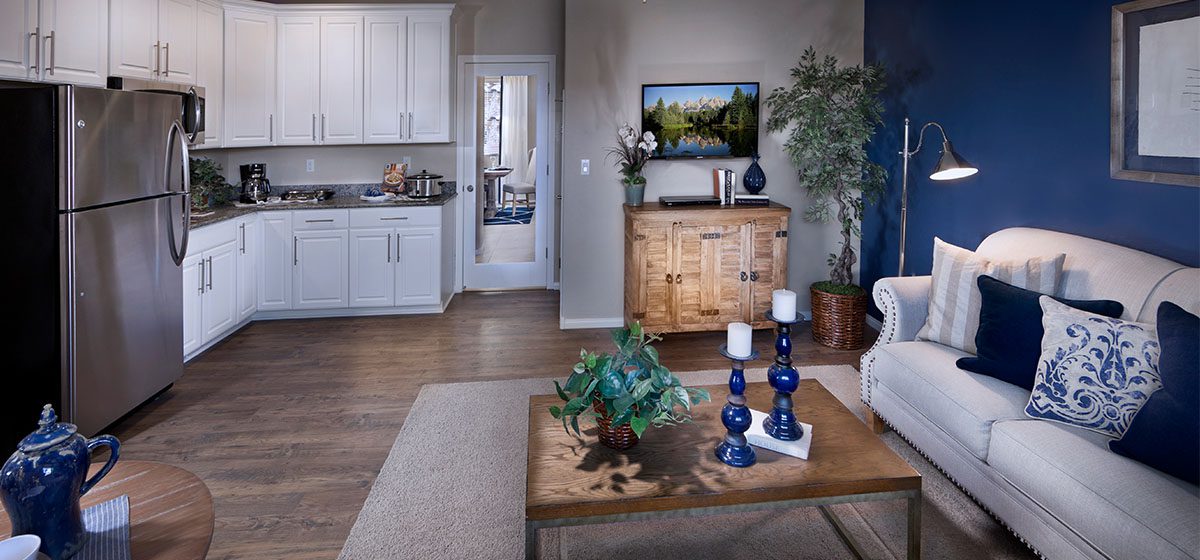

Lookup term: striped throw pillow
[917,238,1065,354]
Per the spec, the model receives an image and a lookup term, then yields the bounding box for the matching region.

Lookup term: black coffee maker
[239,163,272,203]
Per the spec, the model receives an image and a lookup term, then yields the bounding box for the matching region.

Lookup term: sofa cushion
[989,419,1200,560]
[874,341,1031,460]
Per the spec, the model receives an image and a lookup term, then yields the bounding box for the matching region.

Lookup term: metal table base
[525,488,921,560]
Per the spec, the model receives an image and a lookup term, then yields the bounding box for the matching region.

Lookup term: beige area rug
[339,366,1035,559]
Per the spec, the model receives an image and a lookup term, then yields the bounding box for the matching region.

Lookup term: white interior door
[460,60,553,290]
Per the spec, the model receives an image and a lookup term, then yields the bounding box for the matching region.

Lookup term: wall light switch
[581,159,590,175]
[305,159,315,173]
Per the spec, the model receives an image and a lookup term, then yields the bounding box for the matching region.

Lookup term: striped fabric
[78,494,131,560]
[917,237,1064,354]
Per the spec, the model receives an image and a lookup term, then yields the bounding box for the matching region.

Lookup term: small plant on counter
[189,157,237,210]
[549,323,709,449]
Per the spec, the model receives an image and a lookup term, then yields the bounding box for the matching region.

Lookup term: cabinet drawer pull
[305,219,335,223]
[387,234,392,263]
[380,216,408,221]
[293,236,298,266]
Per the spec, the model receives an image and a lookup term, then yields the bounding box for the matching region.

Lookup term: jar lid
[408,170,443,180]
[17,405,76,453]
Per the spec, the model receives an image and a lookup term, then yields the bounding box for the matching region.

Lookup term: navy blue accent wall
[861,0,1200,317]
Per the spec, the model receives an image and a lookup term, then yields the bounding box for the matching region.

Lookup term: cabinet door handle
[396,234,401,262]
[154,41,161,76]
[750,271,759,282]
[321,114,326,141]
[240,223,246,254]
[387,233,392,263]
[740,271,747,282]
[28,28,38,75]
[676,273,682,284]
[408,112,413,139]
[293,236,298,266]
[269,114,274,142]
[665,273,673,284]
[379,216,408,221]
[163,42,170,77]
[43,32,54,75]
[311,114,316,141]
[198,259,205,294]
[206,256,213,290]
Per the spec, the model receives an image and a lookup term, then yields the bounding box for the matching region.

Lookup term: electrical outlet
[402,156,412,166]
[581,159,590,175]
[305,159,315,173]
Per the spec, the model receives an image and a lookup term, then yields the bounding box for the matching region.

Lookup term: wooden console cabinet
[624,202,790,332]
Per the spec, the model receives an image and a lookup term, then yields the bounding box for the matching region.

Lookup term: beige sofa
[861,227,1200,559]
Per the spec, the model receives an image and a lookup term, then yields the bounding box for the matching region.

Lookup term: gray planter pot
[624,184,646,206]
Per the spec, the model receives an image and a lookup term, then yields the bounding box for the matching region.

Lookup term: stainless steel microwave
[106,77,205,145]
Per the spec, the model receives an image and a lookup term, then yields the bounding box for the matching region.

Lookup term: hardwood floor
[107,290,876,559]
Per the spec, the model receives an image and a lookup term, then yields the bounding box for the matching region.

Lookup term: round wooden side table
[0,460,214,560]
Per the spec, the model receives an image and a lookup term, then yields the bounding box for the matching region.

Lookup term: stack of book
[712,167,770,206]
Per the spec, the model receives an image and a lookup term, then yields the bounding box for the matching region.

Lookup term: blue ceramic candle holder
[715,344,760,468]
[763,311,804,441]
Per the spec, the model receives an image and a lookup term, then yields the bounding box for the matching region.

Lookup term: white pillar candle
[727,322,753,357]
[772,289,797,322]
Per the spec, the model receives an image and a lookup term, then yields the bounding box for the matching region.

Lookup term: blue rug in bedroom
[485,207,533,226]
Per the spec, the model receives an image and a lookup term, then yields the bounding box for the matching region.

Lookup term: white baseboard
[866,315,882,332]
[559,316,625,330]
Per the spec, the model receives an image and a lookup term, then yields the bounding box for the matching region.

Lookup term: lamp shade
[929,140,978,181]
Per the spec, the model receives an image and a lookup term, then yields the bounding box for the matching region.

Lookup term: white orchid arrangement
[605,123,657,186]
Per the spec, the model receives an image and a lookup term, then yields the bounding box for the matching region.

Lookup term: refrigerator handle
[165,121,192,267]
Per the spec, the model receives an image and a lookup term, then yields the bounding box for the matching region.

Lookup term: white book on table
[746,408,813,460]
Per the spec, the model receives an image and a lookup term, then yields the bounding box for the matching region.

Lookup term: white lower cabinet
[349,224,439,307]
[201,240,238,340]
[182,220,240,358]
[182,253,204,356]
[257,211,293,311]
[350,228,395,307]
[396,226,439,305]
[236,216,258,322]
[293,229,349,309]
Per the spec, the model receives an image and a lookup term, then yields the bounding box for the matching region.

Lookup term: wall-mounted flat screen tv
[642,82,759,159]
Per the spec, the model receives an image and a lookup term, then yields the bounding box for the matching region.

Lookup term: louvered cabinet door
[673,223,745,331]
[749,215,789,325]
[624,222,673,331]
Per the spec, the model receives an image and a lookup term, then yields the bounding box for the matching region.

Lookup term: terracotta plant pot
[810,285,868,350]
[592,397,639,450]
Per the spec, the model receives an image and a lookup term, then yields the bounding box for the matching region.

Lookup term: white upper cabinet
[407,14,449,143]
[109,0,158,80]
[363,15,407,144]
[158,0,197,84]
[195,0,222,148]
[276,15,319,145]
[0,0,35,80]
[319,16,363,144]
[224,7,275,147]
[41,0,109,86]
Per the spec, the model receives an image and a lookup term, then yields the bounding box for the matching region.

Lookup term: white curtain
[500,76,529,182]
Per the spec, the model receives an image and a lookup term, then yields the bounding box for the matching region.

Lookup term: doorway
[457,57,555,290]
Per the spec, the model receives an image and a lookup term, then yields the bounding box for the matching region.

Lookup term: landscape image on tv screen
[642,82,759,159]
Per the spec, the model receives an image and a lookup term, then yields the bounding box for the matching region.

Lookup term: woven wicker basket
[810,286,869,350]
[593,398,639,450]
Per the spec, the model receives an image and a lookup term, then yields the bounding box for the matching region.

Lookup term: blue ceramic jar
[743,153,767,194]
[0,405,120,560]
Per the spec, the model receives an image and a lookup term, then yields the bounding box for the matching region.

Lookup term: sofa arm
[860,275,932,407]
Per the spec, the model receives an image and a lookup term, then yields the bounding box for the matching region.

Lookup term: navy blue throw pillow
[955,275,1124,390]
[1110,301,1200,485]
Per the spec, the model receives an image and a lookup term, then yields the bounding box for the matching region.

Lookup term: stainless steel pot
[406,170,443,198]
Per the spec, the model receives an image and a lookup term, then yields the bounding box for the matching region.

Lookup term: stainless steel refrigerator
[1,81,191,448]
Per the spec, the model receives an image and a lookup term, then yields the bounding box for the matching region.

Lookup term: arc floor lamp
[897,117,979,275]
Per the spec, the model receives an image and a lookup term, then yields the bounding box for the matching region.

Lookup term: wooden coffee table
[526,379,922,559]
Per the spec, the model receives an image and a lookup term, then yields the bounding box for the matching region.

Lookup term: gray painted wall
[560,0,865,324]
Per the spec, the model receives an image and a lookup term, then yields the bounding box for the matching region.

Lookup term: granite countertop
[189,190,458,229]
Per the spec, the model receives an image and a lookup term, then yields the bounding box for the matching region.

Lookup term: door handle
[240,223,246,254]
[396,234,401,262]
[740,271,747,282]
[164,121,191,267]
[666,273,673,284]
[466,185,474,192]
[206,256,213,290]
[408,112,413,138]
[163,42,170,77]
[28,28,38,76]
[676,273,682,284]
[750,271,759,282]
[43,32,53,75]
[321,114,326,141]
[154,41,161,76]
[269,114,274,142]
[293,236,298,266]
[198,259,205,294]
[311,114,316,142]
[387,233,392,263]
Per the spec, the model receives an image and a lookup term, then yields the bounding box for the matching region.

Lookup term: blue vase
[0,405,120,560]
[743,153,766,194]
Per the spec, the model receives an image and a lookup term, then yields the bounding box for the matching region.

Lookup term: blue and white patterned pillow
[1025,297,1161,438]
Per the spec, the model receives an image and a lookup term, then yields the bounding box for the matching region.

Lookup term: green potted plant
[765,47,887,350]
[189,157,236,210]
[605,124,656,206]
[549,323,709,450]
